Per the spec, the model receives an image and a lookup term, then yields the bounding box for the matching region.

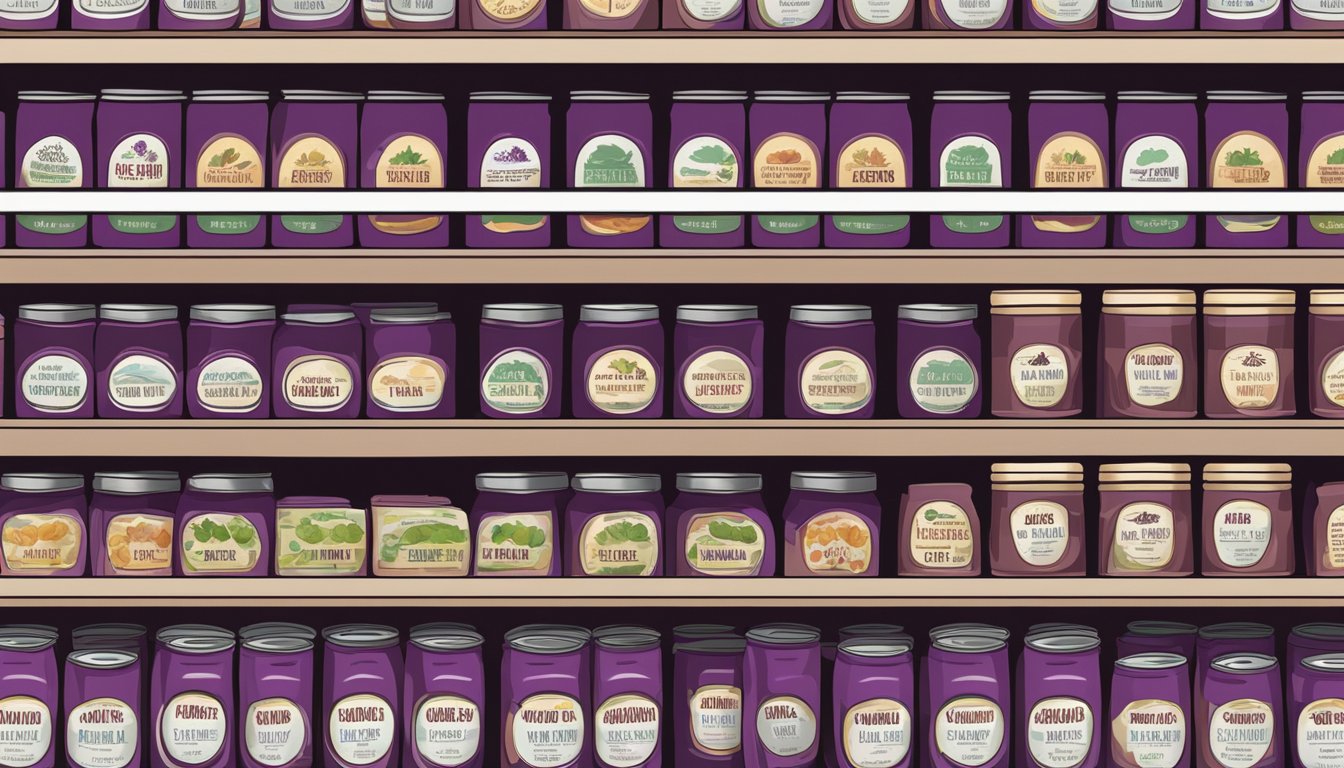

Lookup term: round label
[1209,699,1273,768]
[842,699,911,768]
[909,501,975,570]
[837,135,907,189]
[1,512,82,572]
[909,348,977,414]
[848,0,911,22]
[0,697,51,768]
[270,0,351,20]
[277,135,345,188]
[800,349,873,415]
[936,0,1007,26]
[1010,343,1071,409]
[388,0,453,21]
[108,353,177,412]
[1111,699,1184,768]
[196,355,264,414]
[475,512,553,575]
[800,510,872,574]
[1108,0,1179,18]
[1121,136,1188,188]
[684,511,766,576]
[1211,132,1285,190]
[1030,0,1094,22]
[680,0,741,18]
[1124,344,1184,408]
[757,0,822,24]
[1206,0,1277,18]
[1297,698,1344,768]
[245,697,306,768]
[1009,501,1069,567]
[1028,697,1093,768]
[21,136,83,188]
[673,136,739,188]
[374,135,444,190]
[108,134,168,189]
[579,511,659,576]
[160,693,227,766]
[482,138,542,188]
[941,137,1002,187]
[1110,503,1175,572]
[1295,0,1344,18]
[370,356,446,412]
[1220,345,1279,410]
[576,135,645,188]
[579,0,642,17]
[935,697,1004,768]
[0,0,57,23]
[105,513,172,572]
[283,355,355,413]
[482,349,550,415]
[415,695,481,768]
[1212,500,1272,569]
[1307,133,1344,196]
[586,349,658,415]
[689,685,741,756]
[1321,349,1344,408]
[753,133,820,188]
[21,353,90,413]
[76,0,146,18]
[594,694,659,768]
[328,694,395,766]
[755,696,816,757]
[1327,505,1344,570]
[197,135,263,188]
[511,694,584,768]
[683,350,753,415]
[68,697,136,768]
[1032,132,1104,233]
[477,0,540,20]
[180,513,261,573]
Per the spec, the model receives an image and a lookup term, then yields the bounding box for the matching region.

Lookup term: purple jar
[573,304,664,420]
[404,624,485,768]
[1203,0,1281,26]
[831,638,913,768]
[187,304,276,419]
[675,305,763,420]
[274,496,367,576]
[14,304,96,419]
[323,625,402,768]
[1206,92,1289,247]
[825,92,911,249]
[1099,290,1199,418]
[360,92,449,248]
[743,625,821,768]
[751,92,828,248]
[1203,290,1297,419]
[0,0,56,27]
[663,91,747,248]
[73,0,148,30]
[990,290,1084,418]
[0,627,59,768]
[593,628,663,768]
[89,471,180,577]
[1291,0,1343,26]
[925,0,1009,28]
[1109,654,1191,768]
[1200,655,1283,768]
[1020,91,1108,249]
[480,304,564,419]
[468,93,552,248]
[782,471,879,578]
[1107,0,1192,27]
[187,91,268,249]
[1114,92,1197,247]
[669,473,773,577]
[1116,622,1198,659]
[365,309,454,419]
[0,473,87,577]
[267,0,352,27]
[239,633,314,768]
[160,0,240,28]
[1016,631,1102,768]
[1289,624,1344,675]
[926,634,1010,768]
[175,473,274,577]
[1298,93,1344,245]
[1291,654,1344,768]
[785,305,875,420]
[747,0,831,28]
[674,637,745,768]
[1312,291,1344,416]
[1194,623,1275,740]
[65,649,142,768]
[930,91,1011,248]
[15,92,95,248]
[271,92,361,247]
[565,473,664,577]
[96,304,184,419]
[471,471,568,577]
[273,309,362,419]
[352,302,438,330]
[151,626,236,768]
[94,90,183,248]
[567,92,653,249]
[501,628,590,768]
[896,304,981,419]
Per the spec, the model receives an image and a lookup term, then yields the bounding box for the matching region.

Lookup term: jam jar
[14,303,97,419]
[785,305,876,420]
[480,304,564,419]
[662,91,747,246]
[674,305,764,419]
[565,473,664,577]
[1203,289,1297,418]
[1113,92,1198,246]
[0,473,88,577]
[470,471,569,576]
[1099,289,1198,418]
[1204,92,1289,244]
[668,472,773,577]
[1201,463,1294,577]
[365,308,455,419]
[989,463,1085,577]
[272,308,362,419]
[572,304,664,419]
[896,303,981,419]
[1098,463,1194,577]
[782,471,879,577]
[1020,91,1109,248]
[95,303,184,419]
[990,290,1083,418]
[186,304,276,419]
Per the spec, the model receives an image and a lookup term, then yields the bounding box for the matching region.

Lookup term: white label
[843,699,911,768]
[476,512,553,575]
[75,0,145,20]
[107,134,168,189]
[165,0,239,20]
[1328,506,1344,570]
[673,137,739,187]
[587,349,658,415]
[758,0,823,24]
[1031,0,1095,22]
[579,511,659,577]
[1294,0,1344,20]
[909,348,977,414]
[1028,697,1093,768]
[685,512,766,576]
[1111,503,1175,571]
[1206,0,1278,19]
[756,696,816,757]
[160,693,227,765]
[21,137,82,188]
[512,694,584,768]
[108,353,177,412]
[1108,0,1179,16]
[328,694,395,766]
[936,0,1007,27]
[181,513,261,573]
[801,510,873,574]
[270,0,351,19]
[683,350,753,415]
[595,694,659,768]
[936,698,1004,768]
[482,139,542,188]
[1220,345,1279,410]
[1124,344,1184,408]
[283,355,355,412]
[1010,343,1070,409]
[0,0,57,22]
[370,356,446,412]
[0,697,50,768]
[1111,700,1184,768]
[1297,698,1344,768]
[196,356,264,414]
[1321,349,1344,410]
[21,353,90,413]
[576,135,646,188]
[105,512,172,572]
[800,349,873,415]
[690,685,741,756]
[482,349,550,415]
[415,695,481,768]
[1209,699,1273,768]
[2,512,82,572]
[849,0,910,21]
[245,697,305,768]
[908,501,975,570]
[68,697,136,768]
[1212,500,1272,569]
[681,0,741,17]
[388,0,452,20]
[1121,137,1188,187]
[1010,501,1069,567]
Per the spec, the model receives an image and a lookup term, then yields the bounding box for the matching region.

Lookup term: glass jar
[896,303,982,419]
[1015,631,1102,768]
[674,305,763,419]
[1020,92,1108,248]
[1115,621,1197,658]
[466,92,551,247]
[273,309,362,419]
[1204,92,1289,245]
[572,304,664,419]
[567,91,653,249]
[783,471,879,577]
[990,290,1083,418]
[1201,655,1282,768]
[743,624,822,768]
[94,90,184,248]
[750,92,828,246]
[359,91,448,247]
[565,473,664,577]
[274,496,367,576]
[785,305,876,419]
[669,472,773,577]
[1108,654,1190,768]
[365,308,455,419]
[898,482,980,577]
[826,92,912,248]
[1310,290,1344,417]
[480,304,564,419]
[14,92,95,248]
[150,626,236,768]
[240,634,314,768]
[1289,624,1344,669]
[89,470,179,577]
[502,629,591,768]
[593,628,663,768]
[924,634,1010,768]
[186,90,267,248]
[1308,483,1344,575]
[175,473,274,577]
[831,637,914,768]
[323,625,402,768]
[672,636,745,768]
[270,91,360,246]
[65,648,142,768]
[1195,623,1275,725]
[1201,463,1294,576]
[1113,92,1197,245]
[404,624,485,768]
[1204,289,1297,418]
[1299,93,1344,243]
[0,627,58,768]
[929,91,1011,247]
[1291,654,1344,767]
[470,471,568,576]
[1098,463,1194,577]
[370,495,470,577]
[662,91,747,245]
[187,304,276,419]
[95,303,183,419]
[0,472,87,577]
[989,463,1084,577]
[14,303,96,419]
[1100,289,1198,418]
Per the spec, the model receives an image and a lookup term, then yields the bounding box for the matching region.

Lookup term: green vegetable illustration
[379,523,466,564]
[818,360,846,370]
[593,520,650,546]
[390,145,428,166]
[1328,147,1344,165]
[924,507,941,522]
[490,522,547,548]
[689,144,733,165]
[948,145,990,165]
[1136,148,1169,166]
[707,519,759,544]
[609,358,641,375]
[190,516,253,544]
[1052,150,1087,165]
[585,144,635,170]
[679,168,712,177]
[208,147,251,169]
[596,564,649,576]
[1224,148,1263,167]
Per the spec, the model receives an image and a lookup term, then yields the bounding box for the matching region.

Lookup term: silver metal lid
[99,304,179,323]
[571,473,661,494]
[1211,653,1279,673]
[93,471,180,495]
[1028,90,1105,101]
[1025,631,1101,653]
[476,472,569,493]
[1116,653,1187,671]
[789,471,876,494]
[747,623,821,645]
[933,91,1009,102]
[673,90,748,102]
[594,626,661,650]
[505,624,591,642]
[1304,92,1344,102]
[0,627,58,651]
[186,473,273,494]
[898,303,978,323]
[352,301,438,315]
[933,634,1006,653]
[1126,621,1197,636]
[789,304,872,324]
[19,303,96,323]
[838,637,912,657]
[190,304,277,324]
[508,633,589,654]
[239,622,316,640]
[930,623,1010,641]
[322,624,399,649]
[366,90,445,102]
[674,624,737,638]
[1207,91,1287,102]
[242,636,313,653]
[1293,623,1344,641]
[1303,654,1344,672]
[410,623,484,651]
[191,90,269,102]
[370,309,447,325]
[18,91,96,102]
[68,650,138,669]
[1117,91,1197,102]
[281,90,363,102]
[282,311,356,324]
[675,472,763,494]
[677,304,759,323]
[1028,622,1099,637]
[469,92,552,102]
[100,89,185,102]
[675,638,747,654]
[1199,622,1274,640]
[163,635,235,654]
[73,623,146,643]
[580,304,659,323]
[836,91,910,102]
[483,303,564,323]
[570,91,649,102]
[1,473,83,493]
[841,624,906,639]
[753,91,830,102]
[156,624,233,642]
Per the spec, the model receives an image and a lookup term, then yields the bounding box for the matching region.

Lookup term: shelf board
[5,578,1339,607]
[5,249,1344,283]
[1,420,1341,456]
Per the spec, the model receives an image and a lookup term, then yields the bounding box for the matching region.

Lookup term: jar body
[1100,311,1198,418]
[1098,486,1195,577]
[65,656,143,768]
[669,489,774,577]
[782,489,880,577]
[661,0,745,27]
[15,99,94,248]
[89,489,178,576]
[480,317,564,419]
[564,0,657,28]
[187,100,268,248]
[370,495,471,577]
[403,642,484,768]
[663,100,747,248]
[1310,310,1344,416]
[750,100,826,247]
[467,99,552,247]
[567,100,654,249]
[14,316,96,419]
[747,0,832,28]
[1201,487,1295,576]
[470,488,565,576]
[96,318,185,419]
[272,318,363,419]
[991,311,1084,418]
[1199,664,1282,768]
[825,100,913,248]
[743,638,821,768]
[73,0,150,30]
[1204,100,1289,244]
[989,487,1085,576]
[565,489,665,577]
[1203,313,1297,418]
[929,100,1011,245]
[1015,646,1102,768]
[1112,99,1198,245]
[1019,100,1109,248]
[1106,0,1193,28]
[898,483,980,577]
[174,489,273,577]
[1308,482,1344,575]
[359,100,450,248]
[0,488,89,577]
[150,647,235,768]
[924,645,1010,768]
[323,644,402,768]
[240,645,315,768]
[270,100,357,246]
[831,651,914,768]
[674,318,764,419]
[187,318,275,419]
[500,642,589,768]
[924,0,1012,26]
[673,647,744,768]
[268,0,354,28]
[896,317,982,418]
[95,99,182,247]
[365,319,455,419]
[1298,100,1344,241]
[572,318,665,420]
[1290,664,1344,768]
[593,644,662,768]
[784,319,877,419]
[1107,661,1191,768]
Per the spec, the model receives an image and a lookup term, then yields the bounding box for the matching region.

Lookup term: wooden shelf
[0,420,1341,457]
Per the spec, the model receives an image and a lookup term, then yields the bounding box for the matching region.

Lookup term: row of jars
[3,462,1339,578]
[6,88,1344,251]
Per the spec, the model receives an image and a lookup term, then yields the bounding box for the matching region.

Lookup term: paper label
[0,0,57,22]
[1110,503,1175,571]
[480,138,546,234]
[936,697,1004,768]
[756,696,816,757]
[2,513,82,572]
[576,135,649,236]
[1220,345,1279,410]
[415,695,481,768]
[909,348,977,414]
[579,511,659,576]
[275,506,366,575]
[909,501,975,569]
[1010,343,1070,409]
[270,0,350,20]
[757,0,823,24]
[1208,699,1273,768]
[369,356,446,413]
[245,697,306,768]
[181,513,261,573]
[512,694,584,768]
[283,355,355,413]
[843,699,911,768]
[683,349,752,415]
[160,693,227,765]
[22,136,83,188]
[374,506,469,575]
[587,349,658,415]
[1028,697,1093,768]
[1297,698,1344,768]
[196,355,264,414]
[329,694,395,766]
[1032,132,1104,233]
[690,685,741,756]
[68,697,136,768]
[21,353,90,413]
[801,510,872,574]
[105,513,172,572]
[595,694,659,768]
[475,512,553,575]
[1111,699,1184,768]
[800,349,873,415]
[0,696,51,768]
[1321,349,1344,407]
[685,511,765,576]
[108,353,177,412]
[482,349,550,415]
[1327,505,1344,570]
[1010,501,1069,567]
[1210,131,1284,231]
[1212,500,1272,569]
[681,0,741,18]
[1124,344,1184,407]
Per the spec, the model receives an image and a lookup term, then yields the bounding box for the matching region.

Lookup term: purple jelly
[72,0,149,30]
[1201,654,1282,768]
[365,309,455,419]
[405,624,485,768]
[239,633,314,768]
[95,304,184,419]
[751,92,828,247]
[65,649,143,768]
[782,471,879,577]
[1205,91,1289,247]
[930,91,1011,248]
[273,309,362,419]
[0,627,59,768]
[323,625,402,768]
[187,91,269,249]
[785,305,875,420]
[1298,93,1344,245]
[471,471,569,576]
[831,637,913,768]
[674,305,763,419]
[0,473,87,577]
[175,473,274,577]
[1020,91,1108,249]
[673,636,745,768]
[1015,630,1102,768]
[896,304,982,419]
[1115,621,1198,659]
[663,91,747,248]
[825,92,911,248]
[573,304,664,419]
[89,470,180,577]
[15,92,95,248]
[566,473,664,577]
[150,626,236,768]
[1107,0,1192,27]
[743,624,822,768]
[568,91,653,249]
[925,634,1010,768]
[94,90,184,248]
[467,92,552,248]
[267,0,353,28]
[480,304,564,419]
[360,91,449,248]
[747,0,831,28]
[14,303,96,419]
[1108,654,1191,768]
[593,628,663,768]
[501,628,590,768]
[1113,92,1198,247]
[187,304,276,419]
[669,472,773,577]
[271,91,362,247]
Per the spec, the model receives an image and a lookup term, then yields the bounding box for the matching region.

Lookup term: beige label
[587,349,658,415]
[196,356,264,414]
[1296,698,1344,768]
[579,0,642,16]
[160,693,226,765]
[1010,344,1070,409]
[108,354,176,412]
[690,685,741,756]
[1308,135,1344,188]
[1111,699,1184,768]
[283,355,355,413]
[2,513,81,572]
[1322,349,1344,408]
[275,506,366,575]
[1212,500,1272,569]
[1219,345,1279,410]
[1327,505,1344,570]
[1209,699,1273,768]
[801,510,872,574]
[843,699,911,768]
[477,0,539,18]
[1030,0,1096,22]
[105,513,172,572]
[277,135,345,188]
[1033,132,1104,233]
[1009,501,1068,567]
[512,695,584,768]
[21,136,82,188]
[370,356,446,413]
[594,694,659,768]
[753,133,820,188]
[800,349,872,415]
[197,135,263,188]
[685,512,765,576]
[371,135,444,234]
[1124,344,1184,408]
[683,350,752,415]
[328,694,395,766]
[245,697,305,768]
[756,696,817,757]
[1212,130,1284,234]
[69,696,136,768]
[909,500,974,569]
[414,695,480,768]
[0,696,51,768]
[21,354,89,413]
[107,134,168,189]
[837,135,907,189]
[476,512,553,575]
[374,506,469,575]
[580,511,658,576]
[936,698,1003,768]
[1111,503,1175,571]
[181,513,261,573]
[1028,697,1093,768]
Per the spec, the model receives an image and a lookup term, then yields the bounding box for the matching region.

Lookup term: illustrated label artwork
[800,350,872,415]
[594,695,659,768]
[939,137,1003,233]
[587,349,658,415]
[369,356,446,412]
[1120,136,1189,234]
[283,355,355,412]
[511,694,584,768]
[1296,698,1344,768]
[756,696,817,757]
[683,350,753,415]
[689,685,741,756]
[68,697,137,768]
[936,0,1008,27]
[672,136,741,235]
[375,506,469,574]
[328,694,395,766]
[1212,500,1272,568]
[684,511,766,575]
[680,0,741,19]
[245,697,306,768]
[834,135,909,235]
[477,0,541,22]
[181,513,261,573]
[196,135,263,236]
[1032,132,1104,233]
[415,695,481,768]
[1208,699,1273,768]
[579,0,643,17]
[106,134,174,235]
[1111,699,1184,768]
[1010,501,1069,567]
[1031,0,1095,23]
[909,348,977,414]
[575,135,650,236]
[19,136,87,236]
[0,696,51,768]
[108,353,177,412]
[1124,344,1184,407]
[1110,503,1175,571]
[843,699,911,768]
[909,501,975,569]
[935,697,1004,767]
[20,354,89,413]
[1211,132,1284,232]
[480,138,546,234]
[0,0,57,22]
[475,512,552,574]
[105,513,173,572]
[277,134,347,234]
[1107,0,1179,21]
[1028,697,1094,768]
[801,510,871,574]
[756,0,823,25]
[196,355,264,414]
[848,0,911,23]
[482,350,549,415]
[1327,505,1344,570]
[1322,349,1344,409]
[275,506,366,574]
[371,135,445,235]
[579,511,659,576]
[2,512,82,572]
[1010,344,1070,408]
[1219,345,1279,410]
[753,133,820,234]
[1304,134,1344,234]
[160,693,227,765]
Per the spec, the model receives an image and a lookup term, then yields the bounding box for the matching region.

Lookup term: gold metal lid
[990,290,1082,307]
[1203,463,1292,483]
[1098,463,1192,483]
[990,463,1084,483]
[1102,290,1196,306]
[1203,289,1296,306]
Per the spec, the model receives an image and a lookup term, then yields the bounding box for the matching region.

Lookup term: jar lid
[789,304,872,324]
[572,473,661,494]
[747,623,821,645]
[93,471,180,495]
[156,627,236,654]
[1028,622,1099,636]
[990,290,1082,307]
[1,473,83,493]
[1098,463,1192,483]
[1293,623,1344,641]
[1312,290,1344,307]
[366,90,445,102]
[594,626,661,650]
[1303,654,1344,672]
[19,303,96,323]
[570,90,649,102]
[1207,90,1287,101]
[841,623,905,638]
[1304,91,1344,101]
[1204,289,1296,306]
[371,309,445,325]
[933,91,1009,102]
[675,472,762,493]
[505,624,591,643]
[322,624,399,649]
[282,311,356,324]
[990,462,1084,482]
[190,304,277,323]
[483,303,564,323]
[99,303,178,323]
[67,650,138,669]
[100,89,186,102]
[1117,91,1197,102]
[929,623,1010,642]
[352,301,438,315]
[239,622,317,640]
[282,90,364,101]
[932,634,1006,653]
[410,623,484,651]
[0,627,58,651]
[1025,631,1101,653]
[475,472,569,493]
[1202,463,1292,483]
[835,92,910,102]
[1199,622,1274,640]
[186,473,274,494]
[156,624,234,642]
[753,91,829,102]
[18,91,96,102]
[469,91,552,102]
[838,637,912,657]
[674,624,738,638]
[1211,653,1278,673]
[191,90,269,102]
[73,623,146,643]
[1102,289,1196,307]
[242,635,313,653]
[1028,90,1105,101]
[677,304,759,323]
[675,638,747,654]
[1116,653,1187,670]
[580,304,659,323]
[1126,620,1197,636]
[508,633,589,654]
[789,471,876,494]
[897,304,977,323]
[673,90,748,102]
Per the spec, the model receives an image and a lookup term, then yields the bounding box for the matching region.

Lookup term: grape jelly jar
[467,92,552,247]
[175,473,274,577]
[1098,463,1195,577]
[1113,92,1198,246]
[674,305,764,419]
[323,625,403,768]
[365,308,455,419]
[896,303,982,419]
[1205,91,1289,245]
[471,472,569,576]
[239,633,314,768]
[782,471,880,577]
[187,304,276,419]
[785,305,876,420]
[479,303,564,419]
[65,648,143,768]
[573,304,664,419]
[187,91,268,249]
[403,624,485,768]
[95,90,184,248]
[1108,653,1191,768]
[1203,289,1297,418]
[930,91,1012,246]
[96,304,184,419]
[0,627,59,768]
[990,290,1084,418]
[1311,289,1344,417]
[1099,289,1198,418]
[359,91,449,248]
[15,92,95,248]
[826,92,913,248]
[271,91,361,246]
[750,92,828,247]
[567,91,653,249]
[14,303,96,419]
[989,462,1085,577]
[669,472,773,577]
[743,624,822,768]
[273,309,362,419]
[0,473,88,577]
